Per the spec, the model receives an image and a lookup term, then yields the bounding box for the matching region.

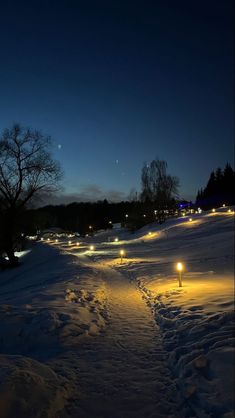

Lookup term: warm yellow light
[76,242,80,246]
[114,237,119,242]
[47,238,50,242]
[120,249,125,256]
[176,262,183,271]
[228,209,231,213]
[55,239,58,243]
[148,232,152,236]
[212,208,215,213]
[182,213,186,217]
[90,245,94,251]
[189,218,192,222]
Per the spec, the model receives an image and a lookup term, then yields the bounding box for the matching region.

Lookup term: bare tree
[141,158,179,223]
[0,124,62,265]
[127,187,138,202]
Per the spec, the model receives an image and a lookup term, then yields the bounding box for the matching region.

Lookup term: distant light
[90,245,94,251]
[76,242,80,246]
[182,213,186,217]
[114,237,119,242]
[148,232,152,236]
[228,209,232,213]
[223,204,226,207]
[125,214,128,218]
[68,240,72,245]
[55,239,58,243]
[41,237,44,241]
[109,221,112,224]
[189,218,192,222]
[47,238,50,242]
[212,208,216,213]
[176,262,183,271]
[89,225,92,229]
[154,210,157,214]
[143,214,146,217]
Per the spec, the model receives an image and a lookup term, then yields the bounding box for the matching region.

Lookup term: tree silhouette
[0,124,62,265]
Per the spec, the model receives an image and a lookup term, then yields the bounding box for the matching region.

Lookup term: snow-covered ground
[0,207,234,417]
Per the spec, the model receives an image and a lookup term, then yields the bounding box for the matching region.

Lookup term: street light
[114,237,119,242]
[189,218,192,222]
[76,242,80,246]
[176,262,183,287]
[90,245,94,251]
[68,240,72,245]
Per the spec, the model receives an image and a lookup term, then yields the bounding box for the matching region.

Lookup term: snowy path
[59,261,183,418]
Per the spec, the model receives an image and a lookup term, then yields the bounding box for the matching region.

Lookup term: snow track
[60,261,185,418]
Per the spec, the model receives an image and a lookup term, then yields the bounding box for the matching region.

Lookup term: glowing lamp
[120,249,125,263]
[89,225,92,230]
[177,262,183,271]
[55,239,58,243]
[143,214,146,218]
[176,262,184,287]
[212,208,215,213]
[68,240,72,245]
[76,242,80,246]
[148,232,152,236]
[125,214,128,218]
[41,237,44,241]
[189,218,192,222]
[47,238,50,242]
[223,204,226,207]
[90,245,94,251]
[228,209,231,213]
[114,237,119,242]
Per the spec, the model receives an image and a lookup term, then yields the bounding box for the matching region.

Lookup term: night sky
[0,0,233,203]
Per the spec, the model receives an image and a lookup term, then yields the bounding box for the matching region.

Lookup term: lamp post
[120,249,125,263]
[176,262,183,287]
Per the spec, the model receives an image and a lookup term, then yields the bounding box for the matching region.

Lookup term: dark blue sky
[0,0,233,202]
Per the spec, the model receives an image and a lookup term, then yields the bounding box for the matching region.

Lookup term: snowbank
[0,354,74,418]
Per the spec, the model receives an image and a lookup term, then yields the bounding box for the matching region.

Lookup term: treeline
[25,158,180,235]
[25,200,146,236]
[196,163,234,209]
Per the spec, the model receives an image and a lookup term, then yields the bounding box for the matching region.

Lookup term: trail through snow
[58,260,184,418]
